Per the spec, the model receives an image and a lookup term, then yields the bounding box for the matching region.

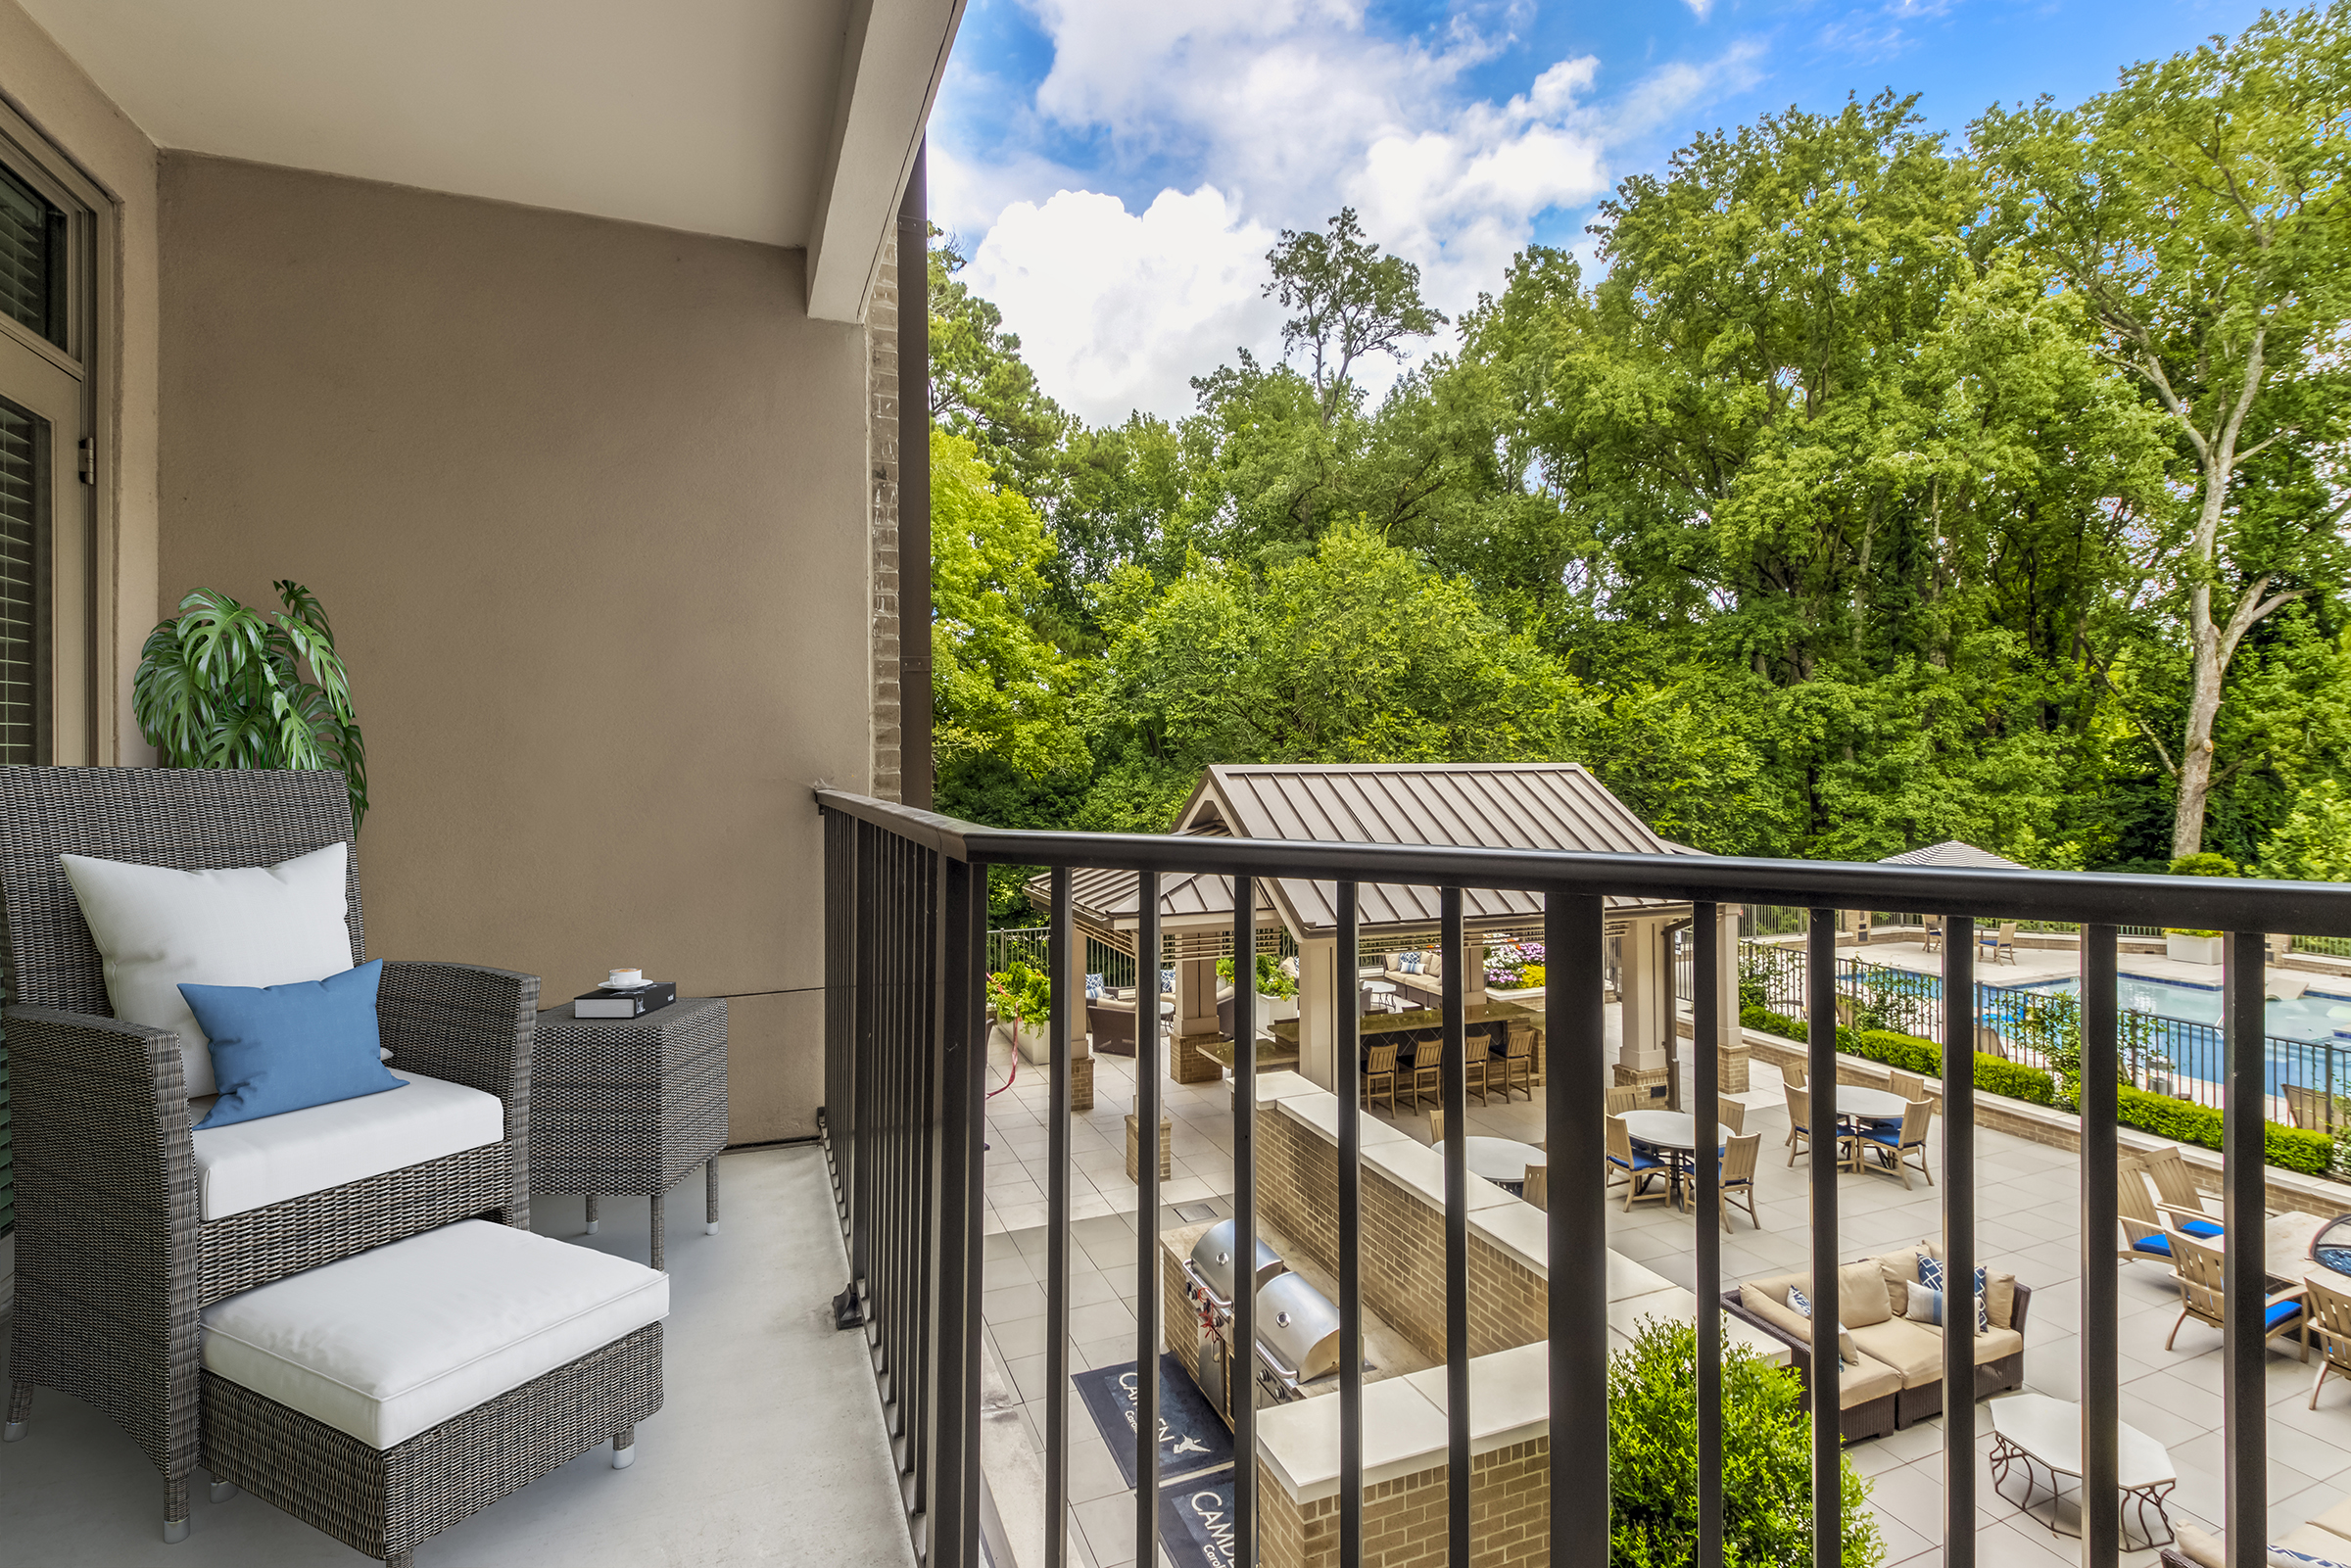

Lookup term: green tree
[1264,208,1446,423]
[2257,779,2351,880]
[930,234,1071,505]
[1975,6,2351,857]
[930,431,1087,783]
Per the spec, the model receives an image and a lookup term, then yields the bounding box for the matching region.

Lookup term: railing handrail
[815,787,2351,937]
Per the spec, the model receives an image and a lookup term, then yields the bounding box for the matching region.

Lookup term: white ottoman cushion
[193,1070,506,1220]
[201,1219,668,1449]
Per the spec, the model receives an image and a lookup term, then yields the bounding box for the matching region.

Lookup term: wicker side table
[531,997,728,1269]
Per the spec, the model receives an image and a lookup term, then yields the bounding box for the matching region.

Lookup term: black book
[573,981,678,1019]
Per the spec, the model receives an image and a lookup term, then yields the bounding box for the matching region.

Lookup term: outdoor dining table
[1618,1109,1735,1212]
[1463,1136,1546,1194]
[1835,1084,1910,1122]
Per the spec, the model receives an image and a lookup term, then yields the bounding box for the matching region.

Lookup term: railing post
[1548,892,1608,1568]
[2081,924,2118,1568]
[1943,915,1977,1568]
[1134,871,1164,1566]
[1694,903,1722,1568]
[1045,868,1073,1568]
[1441,888,1470,1568]
[2225,928,2268,1568]
[934,852,985,1568]
[1806,909,1842,1568]
[1336,880,1363,1568]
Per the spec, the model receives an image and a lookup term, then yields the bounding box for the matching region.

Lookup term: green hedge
[1738,1003,2323,1173]
[2114,1086,2336,1177]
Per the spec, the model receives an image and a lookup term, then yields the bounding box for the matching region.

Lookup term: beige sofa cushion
[2176,1523,2224,1568]
[1739,1285,1858,1367]
[1846,1318,1944,1388]
[1839,1354,1903,1409]
[1972,1325,2023,1363]
[1838,1259,1893,1327]
[2306,1497,2351,1545]
[2275,1524,2351,1564]
[1877,1248,1931,1315]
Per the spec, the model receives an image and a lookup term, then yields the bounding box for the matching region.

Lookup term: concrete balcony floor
[980,1025,2351,1568]
[0,1145,917,1568]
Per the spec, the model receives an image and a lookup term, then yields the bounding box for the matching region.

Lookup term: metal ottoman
[530,996,729,1269]
[198,1219,666,1566]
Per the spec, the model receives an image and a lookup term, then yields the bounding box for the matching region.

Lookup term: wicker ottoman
[199,1219,667,1565]
[531,997,729,1268]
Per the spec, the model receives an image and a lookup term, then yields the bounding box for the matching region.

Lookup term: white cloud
[963,186,1285,425]
[942,4,1765,420]
[1685,0,1715,18]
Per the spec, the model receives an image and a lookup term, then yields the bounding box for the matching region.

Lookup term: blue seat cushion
[1609,1151,1662,1171]
[2269,1299,2306,1333]
[2178,1218,2225,1239]
[185,961,401,1129]
[1861,1125,1919,1149]
[2132,1233,2175,1257]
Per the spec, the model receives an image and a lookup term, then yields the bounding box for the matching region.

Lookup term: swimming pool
[2020,974,2351,1044]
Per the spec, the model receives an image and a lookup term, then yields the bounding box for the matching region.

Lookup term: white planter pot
[1014,1023,1052,1065]
[1260,993,1300,1023]
[2166,933,2224,966]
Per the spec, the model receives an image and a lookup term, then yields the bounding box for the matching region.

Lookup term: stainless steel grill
[1185,1220,1284,1306]
[1255,1271,1342,1386]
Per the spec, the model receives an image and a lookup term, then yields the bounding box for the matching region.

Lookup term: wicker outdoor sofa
[0,766,538,1542]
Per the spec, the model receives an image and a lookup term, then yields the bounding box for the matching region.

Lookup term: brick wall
[866,228,901,802]
[1259,1437,1551,1568]
[1257,1110,1547,1362]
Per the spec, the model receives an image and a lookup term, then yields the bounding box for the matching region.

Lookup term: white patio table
[1989,1392,2176,1547]
[1618,1110,1735,1212]
[1463,1136,1545,1187]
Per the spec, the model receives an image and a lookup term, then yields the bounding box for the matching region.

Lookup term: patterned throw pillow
[1085,973,1103,1001]
[1784,1286,1856,1368]
[2268,1547,2351,1568]
[1916,1258,1989,1331]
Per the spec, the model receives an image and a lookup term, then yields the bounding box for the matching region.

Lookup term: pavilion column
[1172,955,1222,1084]
[1461,937,1487,1008]
[1714,904,1749,1093]
[1616,917,1667,1079]
[1297,935,1337,1092]
[1063,918,1093,1112]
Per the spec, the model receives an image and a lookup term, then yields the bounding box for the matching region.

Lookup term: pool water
[2022,974,2351,1044]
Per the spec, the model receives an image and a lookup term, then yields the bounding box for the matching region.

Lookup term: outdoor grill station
[1179,1220,1347,1423]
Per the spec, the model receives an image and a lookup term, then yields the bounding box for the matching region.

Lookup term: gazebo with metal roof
[1026,763,1742,1094]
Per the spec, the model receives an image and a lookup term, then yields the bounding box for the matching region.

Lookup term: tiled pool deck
[980,1017,2351,1568]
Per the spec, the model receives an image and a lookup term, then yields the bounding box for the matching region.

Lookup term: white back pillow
[60,842,356,1098]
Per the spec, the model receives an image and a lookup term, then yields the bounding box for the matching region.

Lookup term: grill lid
[1257,1271,1341,1382]
[1189,1220,1284,1303]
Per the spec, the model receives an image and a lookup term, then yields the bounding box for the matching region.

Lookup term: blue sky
[930,0,2265,426]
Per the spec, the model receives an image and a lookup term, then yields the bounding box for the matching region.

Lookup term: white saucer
[601,978,652,991]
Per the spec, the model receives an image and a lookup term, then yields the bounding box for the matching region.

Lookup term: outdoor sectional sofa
[1721,1243,2031,1440]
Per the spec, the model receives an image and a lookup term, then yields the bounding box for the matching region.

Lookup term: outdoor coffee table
[1618,1110,1735,1212]
[531,996,728,1270]
[1989,1392,2176,1547]
[1463,1135,1546,1194]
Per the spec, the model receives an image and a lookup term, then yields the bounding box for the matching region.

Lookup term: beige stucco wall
[0,0,160,763]
[156,153,876,1142]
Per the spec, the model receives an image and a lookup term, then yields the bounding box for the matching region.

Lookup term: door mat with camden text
[1072,1352,1232,1488]
[1157,1467,1239,1568]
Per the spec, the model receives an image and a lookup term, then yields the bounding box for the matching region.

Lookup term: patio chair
[1719,1132,1762,1231]
[1717,1094,1746,1136]
[1521,1163,1549,1212]
[1922,915,1943,954]
[0,766,537,1542]
[1407,1034,1445,1113]
[2116,1160,2187,1264]
[1981,922,2018,965]
[1494,1022,1536,1103]
[1606,1115,1668,1212]
[1781,1059,1806,1089]
[2306,1274,2351,1408]
[1973,1023,2007,1060]
[2138,1147,2224,1235]
[1428,1108,1446,1146]
[2285,1082,2330,1133]
[1888,1069,1926,1103]
[1364,1043,1401,1116]
[1785,1084,1813,1164]
[2166,1230,2306,1360]
[1463,1039,1491,1110]
[1605,1084,1647,1116]
[1853,1098,1934,1188]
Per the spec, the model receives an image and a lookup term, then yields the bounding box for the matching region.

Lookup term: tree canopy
[926,9,2351,884]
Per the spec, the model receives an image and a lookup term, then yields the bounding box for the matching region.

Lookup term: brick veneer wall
[866,228,901,802]
[1259,1437,1551,1568]
[1257,1108,1547,1362]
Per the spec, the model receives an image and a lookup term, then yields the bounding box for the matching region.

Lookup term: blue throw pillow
[1085,973,1104,1001]
[184,960,402,1129]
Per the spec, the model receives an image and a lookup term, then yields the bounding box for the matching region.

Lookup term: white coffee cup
[606,968,645,988]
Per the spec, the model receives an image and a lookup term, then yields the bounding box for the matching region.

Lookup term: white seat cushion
[193,1069,504,1220]
[201,1219,668,1449]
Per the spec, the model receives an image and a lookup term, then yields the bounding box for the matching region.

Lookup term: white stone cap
[1253,1363,1454,1504]
[1236,1069,1329,1108]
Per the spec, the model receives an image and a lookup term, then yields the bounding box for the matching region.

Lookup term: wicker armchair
[0,766,538,1542]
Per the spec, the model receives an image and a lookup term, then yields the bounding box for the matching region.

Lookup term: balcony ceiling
[20,0,959,320]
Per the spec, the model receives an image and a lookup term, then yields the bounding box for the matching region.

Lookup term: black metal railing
[816,786,2351,1568]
